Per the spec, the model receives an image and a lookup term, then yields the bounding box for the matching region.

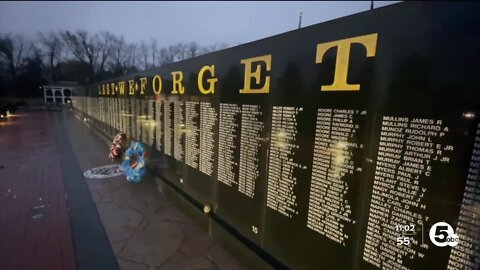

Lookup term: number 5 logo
[429,222,459,247]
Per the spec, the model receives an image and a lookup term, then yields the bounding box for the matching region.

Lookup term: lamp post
[298,12,303,29]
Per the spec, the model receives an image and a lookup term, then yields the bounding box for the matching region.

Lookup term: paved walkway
[62,111,244,270]
[1,110,244,270]
[0,112,76,270]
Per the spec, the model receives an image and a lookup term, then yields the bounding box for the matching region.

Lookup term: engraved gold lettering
[110,83,116,95]
[128,80,135,95]
[240,55,272,94]
[118,81,126,95]
[171,71,185,94]
[152,75,162,95]
[198,65,218,94]
[139,77,147,95]
[316,33,377,91]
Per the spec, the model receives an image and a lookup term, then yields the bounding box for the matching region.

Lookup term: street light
[298,12,303,29]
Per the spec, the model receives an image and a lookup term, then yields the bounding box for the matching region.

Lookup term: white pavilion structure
[41,82,83,105]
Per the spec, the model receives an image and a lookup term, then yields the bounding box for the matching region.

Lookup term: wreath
[109,133,127,161]
[121,140,148,183]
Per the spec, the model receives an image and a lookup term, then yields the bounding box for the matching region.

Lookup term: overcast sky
[0,1,400,48]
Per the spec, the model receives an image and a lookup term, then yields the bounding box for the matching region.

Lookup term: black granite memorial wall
[73,2,480,269]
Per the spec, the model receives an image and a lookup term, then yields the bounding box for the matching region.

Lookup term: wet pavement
[0,110,244,270]
[0,112,76,270]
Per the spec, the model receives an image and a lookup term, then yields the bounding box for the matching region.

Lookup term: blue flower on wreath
[121,140,148,183]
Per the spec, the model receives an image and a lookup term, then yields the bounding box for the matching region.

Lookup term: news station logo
[429,222,459,247]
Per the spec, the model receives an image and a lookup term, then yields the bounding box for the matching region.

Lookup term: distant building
[41,81,85,104]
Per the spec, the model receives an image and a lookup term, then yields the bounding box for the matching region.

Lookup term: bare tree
[175,42,189,61]
[187,41,199,59]
[97,31,116,74]
[139,41,150,70]
[61,30,115,81]
[107,35,140,75]
[61,31,85,64]
[208,42,229,53]
[124,42,138,74]
[198,46,210,56]
[150,38,158,68]
[0,30,231,85]
[154,41,217,67]
[109,35,126,74]
[61,30,94,80]
[25,41,43,64]
[158,46,176,66]
[0,33,28,80]
[37,31,65,81]
[22,41,45,75]
[197,42,229,56]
